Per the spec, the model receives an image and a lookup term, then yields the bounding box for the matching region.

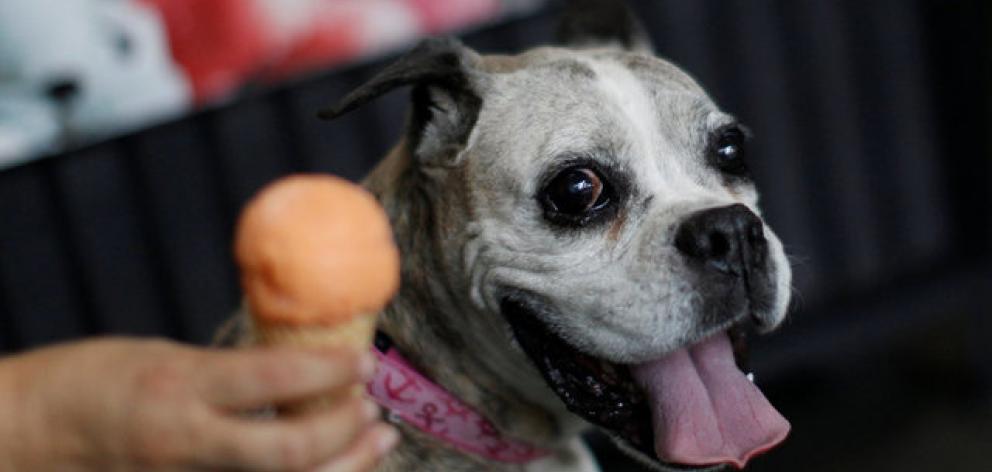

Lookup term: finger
[310,424,399,472]
[195,396,380,471]
[195,347,375,409]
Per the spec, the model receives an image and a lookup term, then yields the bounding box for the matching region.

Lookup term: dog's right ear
[318,37,484,166]
[556,0,653,53]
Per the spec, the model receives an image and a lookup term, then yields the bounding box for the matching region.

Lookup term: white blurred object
[0,88,61,159]
[0,0,190,168]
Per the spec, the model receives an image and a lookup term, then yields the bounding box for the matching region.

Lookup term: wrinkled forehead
[477,48,730,186]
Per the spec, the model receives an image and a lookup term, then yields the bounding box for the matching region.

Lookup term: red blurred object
[406,0,498,33]
[141,0,503,104]
[141,0,272,103]
[259,2,367,83]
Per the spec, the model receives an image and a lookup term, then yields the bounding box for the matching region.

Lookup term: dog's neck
[363,144,584,449]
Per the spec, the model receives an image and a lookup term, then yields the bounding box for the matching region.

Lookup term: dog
[220,2,793,470]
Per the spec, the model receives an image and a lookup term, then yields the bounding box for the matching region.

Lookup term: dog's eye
[710,126,749,176]
[543,167,609,217]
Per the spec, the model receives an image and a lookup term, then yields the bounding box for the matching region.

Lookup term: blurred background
[0,0,988,470]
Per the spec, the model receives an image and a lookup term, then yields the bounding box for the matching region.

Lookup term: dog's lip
[501,294,654,455]
[727,318,752,373]
[500,292,755,471]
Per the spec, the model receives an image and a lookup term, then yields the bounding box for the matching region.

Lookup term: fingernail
[359,354,376,380]
[376,426,400,455]
[363,400,380,421]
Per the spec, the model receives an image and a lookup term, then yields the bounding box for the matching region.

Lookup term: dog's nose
[674,204,767,277]
[45,77,81,104]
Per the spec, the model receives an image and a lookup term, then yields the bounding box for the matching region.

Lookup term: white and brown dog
[225,1,793,470]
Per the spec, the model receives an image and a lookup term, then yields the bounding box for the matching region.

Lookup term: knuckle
[255,358,298,388]
[253,351,329,391]
[123,360,197,466]
[133,360,189,401]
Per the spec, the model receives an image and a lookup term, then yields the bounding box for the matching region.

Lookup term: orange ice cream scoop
[235,174,400,329]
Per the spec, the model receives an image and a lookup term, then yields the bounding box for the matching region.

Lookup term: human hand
[0,337,397,471]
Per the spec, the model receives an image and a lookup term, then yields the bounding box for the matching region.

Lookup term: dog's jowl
[230,1,795,471]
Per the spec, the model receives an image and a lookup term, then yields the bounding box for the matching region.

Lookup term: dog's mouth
[501,295,789,470]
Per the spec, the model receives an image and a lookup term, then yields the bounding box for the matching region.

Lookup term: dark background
[0,0,989,470]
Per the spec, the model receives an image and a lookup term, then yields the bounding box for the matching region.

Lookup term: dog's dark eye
[543,167,610,218]
[710,126,749,176]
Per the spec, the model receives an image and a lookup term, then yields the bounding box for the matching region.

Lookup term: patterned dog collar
[366,332,551,463]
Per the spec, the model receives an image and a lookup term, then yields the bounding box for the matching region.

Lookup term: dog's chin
[499,293,752,472]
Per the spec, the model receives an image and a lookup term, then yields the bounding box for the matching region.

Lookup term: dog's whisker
[783,249,811,267]
[787,285,806,316]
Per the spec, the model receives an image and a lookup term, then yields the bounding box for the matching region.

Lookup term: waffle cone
[255,314,377,350]
[254,314,377,413]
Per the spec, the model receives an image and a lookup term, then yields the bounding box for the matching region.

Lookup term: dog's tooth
[746,372,755,383]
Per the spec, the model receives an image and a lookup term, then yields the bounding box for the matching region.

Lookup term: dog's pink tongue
[630,333,790,469]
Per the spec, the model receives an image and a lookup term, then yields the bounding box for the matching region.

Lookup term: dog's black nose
[45,77,80,104]
[675,204,767,277]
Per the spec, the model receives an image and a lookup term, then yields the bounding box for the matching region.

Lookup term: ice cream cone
[255,314,379,412]
[254,313,378,350]
[234,174,400,412]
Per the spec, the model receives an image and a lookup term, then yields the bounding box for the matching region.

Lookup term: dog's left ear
[556,0,653,53]
[318,37,484,166]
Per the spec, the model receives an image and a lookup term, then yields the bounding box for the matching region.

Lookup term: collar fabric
[366,333,551,463]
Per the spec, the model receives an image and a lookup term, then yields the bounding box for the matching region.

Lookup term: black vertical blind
[0,1,986,382]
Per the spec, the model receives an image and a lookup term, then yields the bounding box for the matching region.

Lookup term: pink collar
[366,334,551,463]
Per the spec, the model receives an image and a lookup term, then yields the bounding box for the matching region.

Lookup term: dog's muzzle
[500,204,790,470]
[675,204,777,329]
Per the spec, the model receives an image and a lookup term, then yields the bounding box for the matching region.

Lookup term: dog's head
[322,3,792,470]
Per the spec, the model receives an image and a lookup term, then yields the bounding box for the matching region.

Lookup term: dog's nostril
[707,232,730,259]
[704,232,737,275]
